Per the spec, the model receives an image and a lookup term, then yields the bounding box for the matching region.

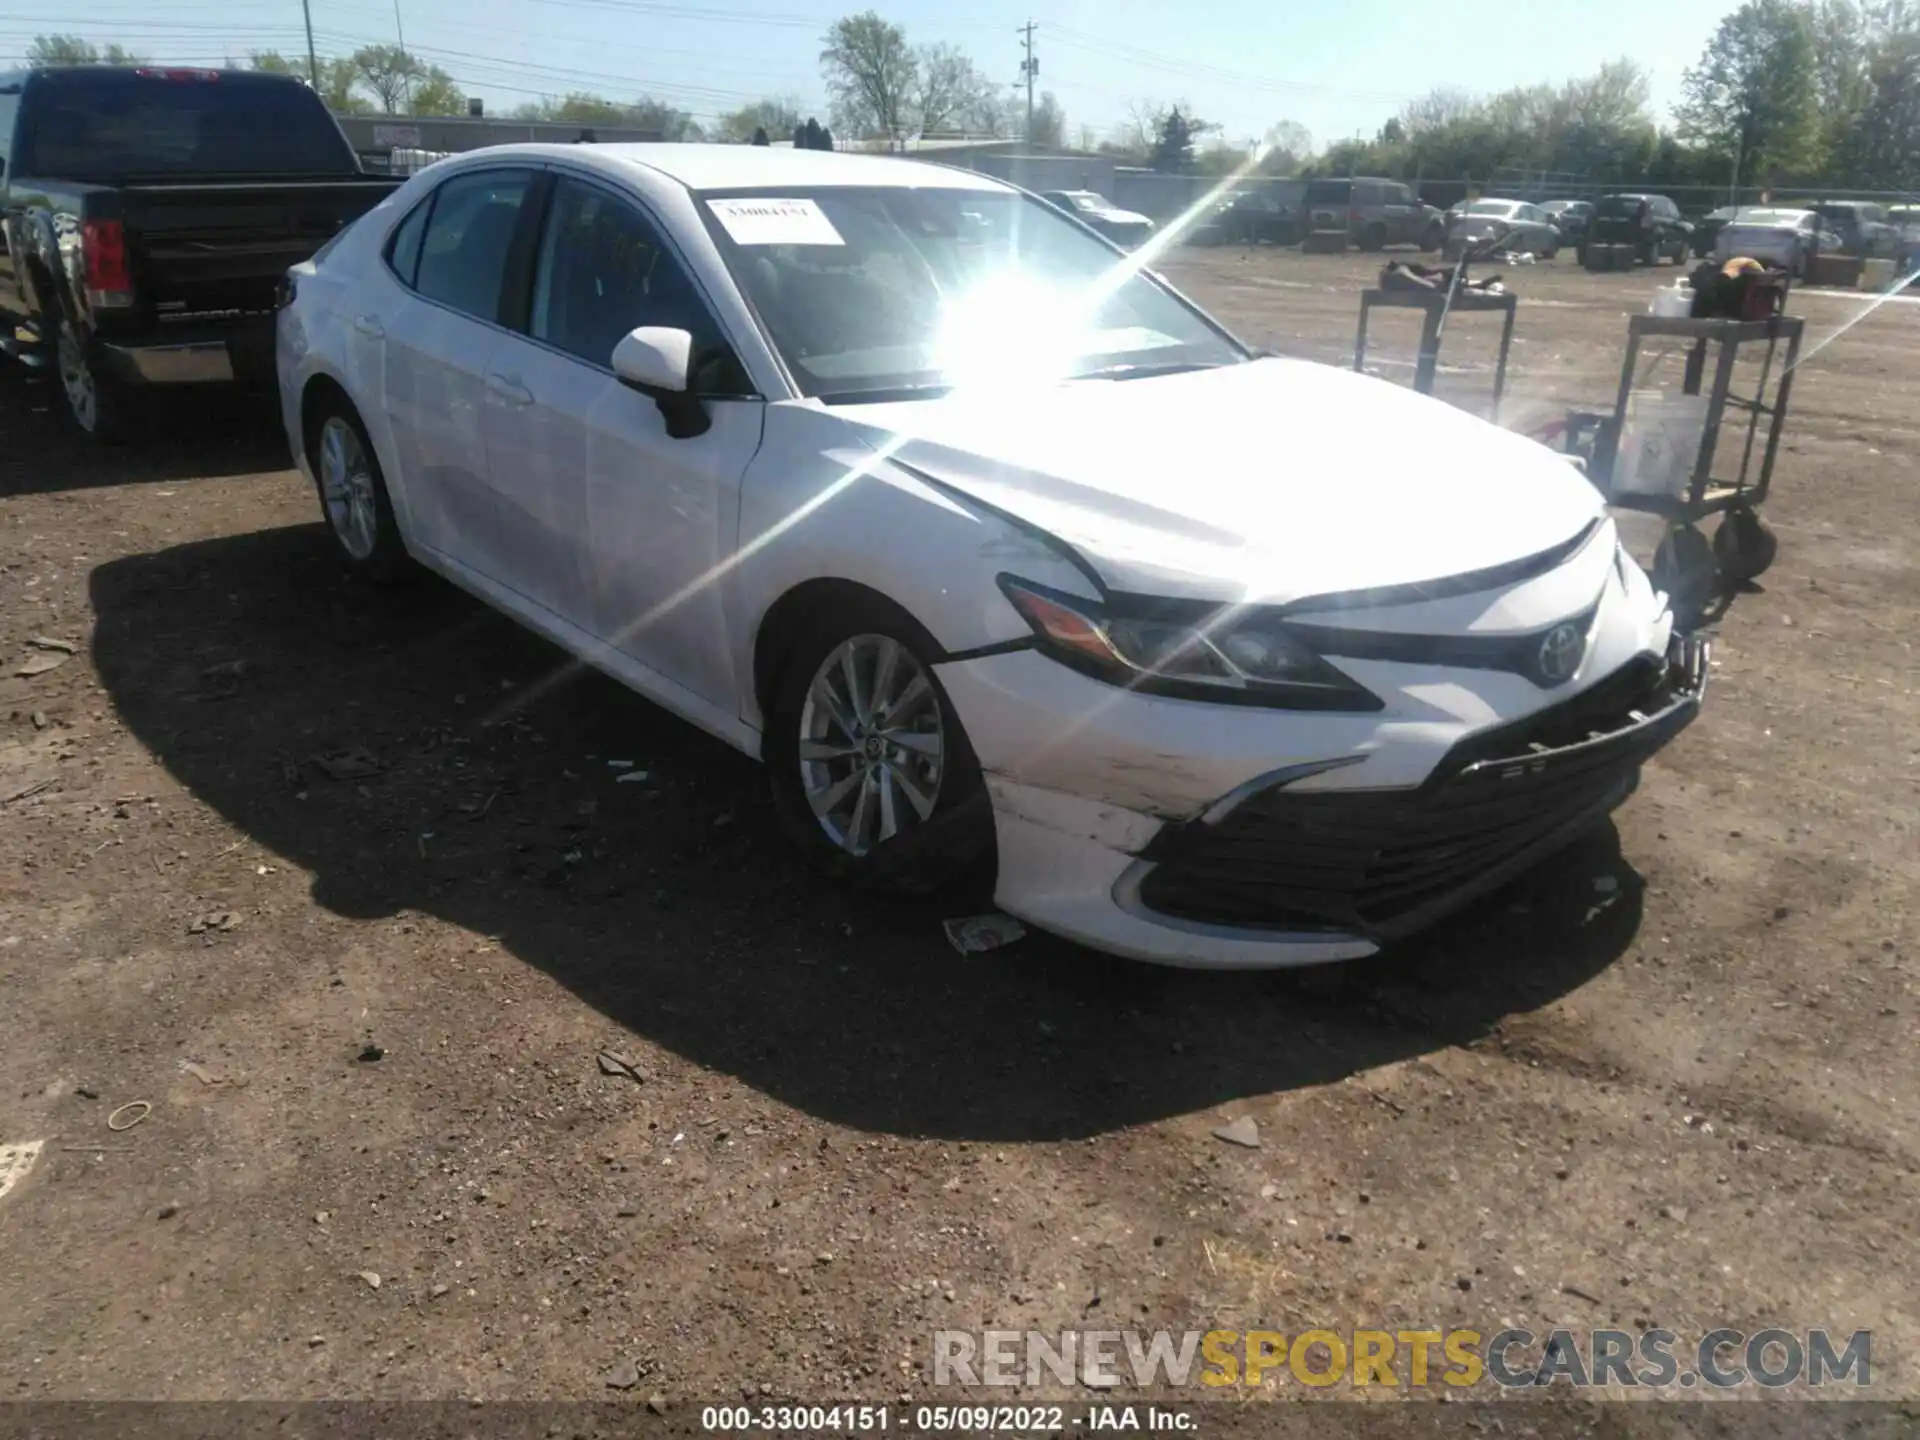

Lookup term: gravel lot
[1,246,1914,1422]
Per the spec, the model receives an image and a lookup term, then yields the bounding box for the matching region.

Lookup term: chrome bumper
[99,340,234,385]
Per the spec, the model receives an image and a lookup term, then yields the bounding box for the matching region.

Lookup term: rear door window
[413,168,536,324]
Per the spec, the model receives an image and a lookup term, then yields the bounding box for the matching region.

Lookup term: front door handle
[353,314,384,339]
[486,372,534,407]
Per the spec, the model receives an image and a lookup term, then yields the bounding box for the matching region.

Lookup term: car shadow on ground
[91,525,1647,1142]
[0,369,289,494]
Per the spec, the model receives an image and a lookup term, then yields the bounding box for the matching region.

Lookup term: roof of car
[473,142,1017,193]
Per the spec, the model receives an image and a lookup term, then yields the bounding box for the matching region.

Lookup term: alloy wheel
[317,416,379,561]
[797,634,946,857]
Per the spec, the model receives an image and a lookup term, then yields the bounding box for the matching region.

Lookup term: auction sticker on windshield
[707,198,845,246]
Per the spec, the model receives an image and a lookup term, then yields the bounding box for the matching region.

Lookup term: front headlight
[998,577,1381,710]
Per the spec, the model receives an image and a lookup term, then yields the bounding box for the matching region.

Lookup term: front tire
[765,601,994,898]
[306,397,408,583]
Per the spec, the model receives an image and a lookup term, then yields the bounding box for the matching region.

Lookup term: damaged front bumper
[936,632,1707,969]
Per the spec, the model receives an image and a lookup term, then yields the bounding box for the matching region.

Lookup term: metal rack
[1352,286,1519,421]
[1567,313,1804,609]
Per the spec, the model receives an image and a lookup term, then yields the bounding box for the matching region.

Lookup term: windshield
[702,186,1245,401]
[17,71,358,180]
[1464,201,1518,217]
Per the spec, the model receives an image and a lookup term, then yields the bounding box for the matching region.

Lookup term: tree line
[25,0,1920,188]
[1301,0,1920,191]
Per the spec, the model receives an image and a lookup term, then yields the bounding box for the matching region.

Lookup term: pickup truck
[0,65,401,441]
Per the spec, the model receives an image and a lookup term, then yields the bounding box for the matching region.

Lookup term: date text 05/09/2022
[699,1403,1196,1432]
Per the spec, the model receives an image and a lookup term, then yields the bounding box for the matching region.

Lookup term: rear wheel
[52,317,133,444]
[307,396,409,583]
[765,601,994,898]
[1420,221,1444,253]
[1360,222,1387,252]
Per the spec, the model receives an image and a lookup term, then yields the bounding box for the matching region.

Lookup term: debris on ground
[27,637,76,655]
[179,1059,237,1086]
[30,711,49,730]
[311,746,381,781]
[647,1394,668,1415]
[356,1042,385,1064]
[0,1142,45,1203]
[1,778,57,807]
[157,1203,178,1220]
[356,1271,381,1290]
[942,913,1027,954]
[187,911,242,935]
[615,770,651,784]
[1212,1117,1262,1149]
[604,1360,640,1390]
[597,1051,644,1084]
[13,654,68,679]
[106,1102,151,1132]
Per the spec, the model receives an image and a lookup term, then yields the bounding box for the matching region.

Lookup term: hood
[836,358,1605,604]
[1089,206,1152,227]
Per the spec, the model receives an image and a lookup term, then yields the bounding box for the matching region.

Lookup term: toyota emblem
[1535,622,1586,686]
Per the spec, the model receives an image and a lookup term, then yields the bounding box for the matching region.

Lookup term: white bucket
[1612,391,1709,500]
[1649,283,1693,318]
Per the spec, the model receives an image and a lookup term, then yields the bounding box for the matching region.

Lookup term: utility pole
[1017,20,1037,143]
[302,0,319,87]
[394,0,414,112]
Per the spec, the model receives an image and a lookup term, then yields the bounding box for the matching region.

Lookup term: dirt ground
[1,248,1915,1421]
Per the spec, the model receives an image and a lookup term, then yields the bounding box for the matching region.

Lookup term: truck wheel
[52,318,132,444]
[307,396,410,583]
[1420,221,1444,253]
[1360,223,1387,252]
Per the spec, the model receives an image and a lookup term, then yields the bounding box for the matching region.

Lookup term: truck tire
[52,317,133,444]
[1360,222,1387,252]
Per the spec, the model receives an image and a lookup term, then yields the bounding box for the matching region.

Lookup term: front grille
[1135,642,1704,940]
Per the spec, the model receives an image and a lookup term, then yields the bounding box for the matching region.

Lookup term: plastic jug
[1649,283,1693,318]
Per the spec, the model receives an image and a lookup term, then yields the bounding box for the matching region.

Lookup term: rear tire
[305,395,409,584]
[1420,222,1444,253]
[1360,223,1387,252]
[764,599,995,899]
[52,316,134,444]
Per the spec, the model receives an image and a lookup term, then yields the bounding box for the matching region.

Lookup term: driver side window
[529,175,747,393]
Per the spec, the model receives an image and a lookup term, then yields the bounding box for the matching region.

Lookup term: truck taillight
[83,219,133,308]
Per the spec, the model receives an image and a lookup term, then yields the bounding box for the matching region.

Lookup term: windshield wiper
[815,383,955,405]
[1068,361,1226,381]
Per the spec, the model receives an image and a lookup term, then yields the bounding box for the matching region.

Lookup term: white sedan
[1713,208,1844,276]
[276,143,1705,968]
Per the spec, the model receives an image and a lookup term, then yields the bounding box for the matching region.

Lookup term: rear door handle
[486,372,533,407]
[353,314,384,339]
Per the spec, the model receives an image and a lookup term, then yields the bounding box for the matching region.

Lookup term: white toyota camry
[276,143,1706,968]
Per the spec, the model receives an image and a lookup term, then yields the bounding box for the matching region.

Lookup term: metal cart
[1558,312,1804,609]
[1353,286,1519,421]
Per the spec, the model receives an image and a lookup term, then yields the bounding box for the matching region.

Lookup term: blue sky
[3,0,1737,146]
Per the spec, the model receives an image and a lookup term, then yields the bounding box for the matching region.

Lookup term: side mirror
[612,326,709,439]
